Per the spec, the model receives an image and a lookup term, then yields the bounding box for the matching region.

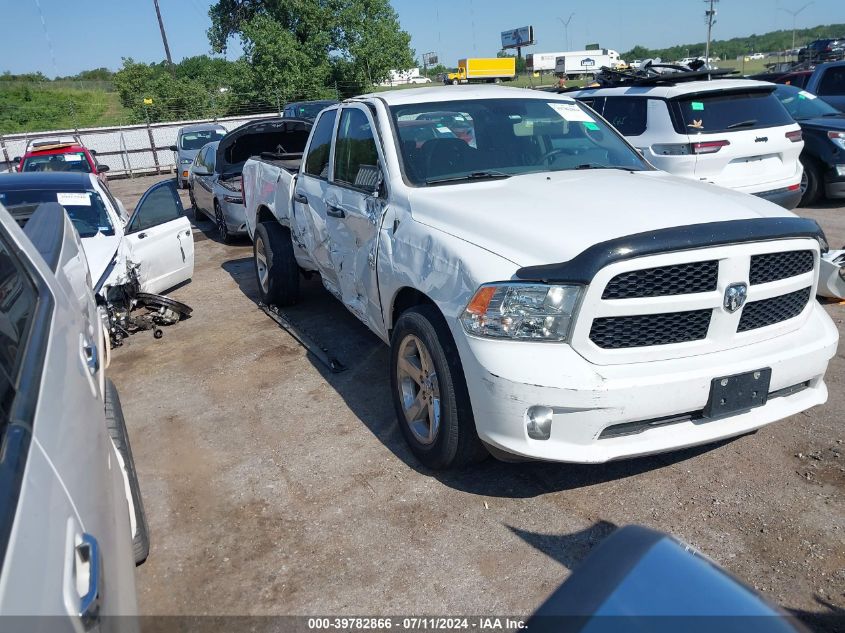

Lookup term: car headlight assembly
[180,158,193,164]
[461,283,582,342]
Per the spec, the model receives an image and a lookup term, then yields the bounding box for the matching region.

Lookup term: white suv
[571,79,805,209]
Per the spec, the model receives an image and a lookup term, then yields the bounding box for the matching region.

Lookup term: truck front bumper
[454,303,838,464]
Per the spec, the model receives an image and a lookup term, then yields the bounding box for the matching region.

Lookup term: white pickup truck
[242,86,838,469]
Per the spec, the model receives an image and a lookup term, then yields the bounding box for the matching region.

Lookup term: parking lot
[108,174,845,618]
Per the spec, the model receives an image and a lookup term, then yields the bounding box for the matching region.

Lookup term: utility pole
[558,14,575,51]
[704,0,718,64]
[153,0,173,64]
[779,2,813,51]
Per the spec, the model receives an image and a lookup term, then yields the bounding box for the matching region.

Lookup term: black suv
[799,38,845,64]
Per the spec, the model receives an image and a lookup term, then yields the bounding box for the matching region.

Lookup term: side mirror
[169,145,178,152]
[193,167,210,176]
[98,164,110,173]
[89,149,97,155]
[12,157,20,163]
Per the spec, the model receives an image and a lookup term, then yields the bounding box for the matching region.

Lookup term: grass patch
[0,84,130,134]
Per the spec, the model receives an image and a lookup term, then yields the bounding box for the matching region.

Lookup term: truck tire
[390,305,487,469]
[254,222,299,306]
[799,155,821,207]
[104,379,150,565]
[451,79,459,85]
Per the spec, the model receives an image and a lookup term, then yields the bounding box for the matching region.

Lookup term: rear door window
[304,110,338,179]
[601,98,648,136]
[671,90,793,134]
[818,67,845,96]
[333,108,380,190]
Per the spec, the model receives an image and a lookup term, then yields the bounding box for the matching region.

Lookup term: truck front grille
[737,287,812,332]
[749,250,813,285]
[571,240,818,365]
[602,260,718,299]
[589,310,712,349]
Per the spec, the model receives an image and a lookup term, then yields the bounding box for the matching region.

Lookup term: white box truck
[555,49,620,78]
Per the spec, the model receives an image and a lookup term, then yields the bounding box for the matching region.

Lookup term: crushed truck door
[123,180,194,294]
[325,105,388,335]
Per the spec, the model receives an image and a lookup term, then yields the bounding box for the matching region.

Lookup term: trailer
[527,52,569,73]
[554,50,619,79]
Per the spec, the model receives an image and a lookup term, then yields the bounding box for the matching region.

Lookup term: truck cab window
[334,109,380,190]
[304,110,337,179]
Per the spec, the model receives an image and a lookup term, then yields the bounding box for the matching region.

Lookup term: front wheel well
[256,205,275,226]
[390,287,437,335]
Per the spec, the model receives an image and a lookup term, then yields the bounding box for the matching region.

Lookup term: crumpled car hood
[407,170,794,268]
[80,232,122,287]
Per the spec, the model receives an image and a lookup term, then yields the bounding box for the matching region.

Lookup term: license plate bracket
[704,368,772,420]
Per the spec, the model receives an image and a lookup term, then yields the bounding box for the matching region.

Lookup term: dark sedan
[774,84,845,206]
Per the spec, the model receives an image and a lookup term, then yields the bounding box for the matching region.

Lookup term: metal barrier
[0,112,278,177]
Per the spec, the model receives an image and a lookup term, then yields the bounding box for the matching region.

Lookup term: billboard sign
[501,26,535,49]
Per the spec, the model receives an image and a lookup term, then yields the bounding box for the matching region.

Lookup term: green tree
[207,0,414,97]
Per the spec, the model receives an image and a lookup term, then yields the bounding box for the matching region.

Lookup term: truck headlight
[461,283,582,342]
[180,158,193,164]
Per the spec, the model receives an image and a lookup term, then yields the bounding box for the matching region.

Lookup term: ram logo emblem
[724,283,748,313]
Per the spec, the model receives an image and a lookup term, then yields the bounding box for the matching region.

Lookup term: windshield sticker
[57,192,91,207]
[548,102,595,122]
[691,101,705,111]
[583,121,601,131]
[688,119,705,130]
[798,90,817,100]
[63,154,83,162]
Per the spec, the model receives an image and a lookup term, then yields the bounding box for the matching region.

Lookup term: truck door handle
[138,232,147,239]
[77,533,102,628]
[293,192,308,204]
[326,204,346,219]
[82,340,99,375]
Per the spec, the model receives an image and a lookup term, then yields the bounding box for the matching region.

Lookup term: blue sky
[2,0,843,77]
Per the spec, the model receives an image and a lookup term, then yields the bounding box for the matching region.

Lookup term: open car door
[123,180,194,295]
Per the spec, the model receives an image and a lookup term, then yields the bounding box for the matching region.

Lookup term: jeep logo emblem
[724,283,748,313]
[755,136,768,143]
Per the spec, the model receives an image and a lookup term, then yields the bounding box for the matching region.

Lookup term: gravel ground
[107,175,844,623]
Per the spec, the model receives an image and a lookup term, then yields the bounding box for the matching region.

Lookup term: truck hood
[407,170,794,268]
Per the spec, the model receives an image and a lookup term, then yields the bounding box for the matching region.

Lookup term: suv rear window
[671,90,793,135]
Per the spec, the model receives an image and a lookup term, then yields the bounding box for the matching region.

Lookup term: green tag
[584,121,600,130]
[691,101,704,111]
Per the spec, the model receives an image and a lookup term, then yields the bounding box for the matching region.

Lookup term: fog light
[836,165,845,177]
[526,405,553,440]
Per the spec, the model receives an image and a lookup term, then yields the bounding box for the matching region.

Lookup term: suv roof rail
[565,62,740,90]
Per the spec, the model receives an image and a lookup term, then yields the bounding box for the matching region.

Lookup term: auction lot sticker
[548,102,595,122]
[57,192,91,206]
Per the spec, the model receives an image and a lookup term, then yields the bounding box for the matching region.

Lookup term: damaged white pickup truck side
[243,86,839,469]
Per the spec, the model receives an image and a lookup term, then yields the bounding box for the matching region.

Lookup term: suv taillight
[785,130,803,143]
[691,140,730,154]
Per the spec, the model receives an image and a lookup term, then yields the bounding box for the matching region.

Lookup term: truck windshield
[390,98,647,186]
[0,189,114,238]
[774,84,842,120]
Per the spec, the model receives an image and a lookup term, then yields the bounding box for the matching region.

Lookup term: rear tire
[799,155,822,207]
[104,379,149,565]
[390,305,487,469]
[188,187,202,223]
[254,222,300,306]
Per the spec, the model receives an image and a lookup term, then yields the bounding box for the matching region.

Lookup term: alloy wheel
[396,334,441,445]
[255,236,269,294]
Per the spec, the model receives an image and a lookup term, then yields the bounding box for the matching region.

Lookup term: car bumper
[752,184,803,210]
[218,197,248,235]
[824,167,845,199]
[453,303,838,464]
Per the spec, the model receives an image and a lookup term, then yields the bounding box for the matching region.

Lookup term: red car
[13,137,109,186]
